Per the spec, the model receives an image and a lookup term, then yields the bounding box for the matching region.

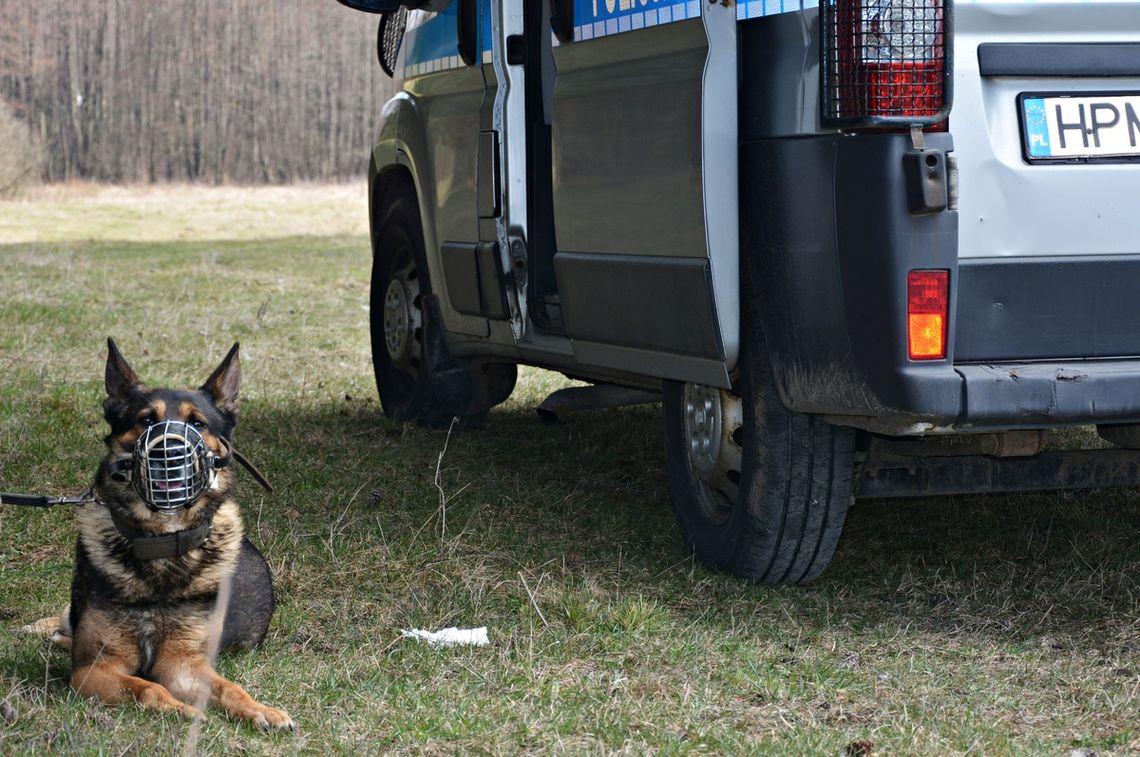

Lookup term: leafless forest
[0,0,395,184]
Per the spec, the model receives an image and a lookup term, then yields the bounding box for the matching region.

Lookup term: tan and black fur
[37,338,292,730]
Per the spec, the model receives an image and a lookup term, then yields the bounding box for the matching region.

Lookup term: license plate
[1020,92,1140,162]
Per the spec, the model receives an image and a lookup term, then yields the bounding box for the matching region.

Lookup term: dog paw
[251,706,295,732]
[48,631,72,650]
[166,697,207,720]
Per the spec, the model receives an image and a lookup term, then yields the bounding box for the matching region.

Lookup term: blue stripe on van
[403,3,496,76]
[736,0,819,18]
[402,7,462,76]
[572,0,701,41]
[401,0,821,78]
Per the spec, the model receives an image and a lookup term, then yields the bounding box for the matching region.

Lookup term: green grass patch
[0,187,1137,754]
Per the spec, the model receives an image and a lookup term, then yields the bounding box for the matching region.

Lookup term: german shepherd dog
[31,339,293,730]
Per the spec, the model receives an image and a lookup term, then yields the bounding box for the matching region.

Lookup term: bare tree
[0,0,395,183]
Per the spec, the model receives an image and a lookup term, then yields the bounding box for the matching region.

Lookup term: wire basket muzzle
[131,420,213,512]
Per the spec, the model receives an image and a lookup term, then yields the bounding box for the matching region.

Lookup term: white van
[336,0,1140,583]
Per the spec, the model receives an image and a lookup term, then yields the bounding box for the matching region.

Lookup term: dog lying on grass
[27,338,292,730]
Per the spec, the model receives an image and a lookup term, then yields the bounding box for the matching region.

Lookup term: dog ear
[201,343,241,414]
[105,338,141,400]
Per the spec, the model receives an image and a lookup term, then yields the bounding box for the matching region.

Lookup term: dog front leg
[153,655,294,732]
[205,668,295,732]
[71,662,205,720]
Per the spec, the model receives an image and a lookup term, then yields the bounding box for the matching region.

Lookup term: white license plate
[1021,92,1140,162]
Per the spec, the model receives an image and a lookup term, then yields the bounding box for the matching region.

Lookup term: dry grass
[0,185,1138,755]
[0,182,368,243]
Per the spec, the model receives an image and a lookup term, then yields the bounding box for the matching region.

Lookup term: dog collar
[109,511,212,561]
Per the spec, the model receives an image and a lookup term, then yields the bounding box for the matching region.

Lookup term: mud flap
[421,294,516,418]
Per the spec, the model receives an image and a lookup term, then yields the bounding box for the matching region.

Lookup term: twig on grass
[518,571,549,629]
[323,497,357,557]
[434,417,459,539]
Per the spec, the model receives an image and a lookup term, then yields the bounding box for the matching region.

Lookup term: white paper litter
[401,626,489,647]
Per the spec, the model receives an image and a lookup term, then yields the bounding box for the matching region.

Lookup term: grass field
[0,185,1138,755]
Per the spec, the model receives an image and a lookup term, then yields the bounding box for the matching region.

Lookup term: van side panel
[551,21,705,259]
[551,13,726,366]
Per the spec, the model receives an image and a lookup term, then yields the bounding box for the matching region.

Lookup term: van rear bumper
[741,132,1140,433]
[956,360,1140,428]
[956,255,1140,362]
[827,359,1140,434]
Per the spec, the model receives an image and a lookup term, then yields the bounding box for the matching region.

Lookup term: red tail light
[907,270,948,360]
[823,0,952,127]
[857,62,943,119]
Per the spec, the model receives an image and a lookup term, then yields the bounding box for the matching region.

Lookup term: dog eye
[137,415,154,427]
[189,419,206,429]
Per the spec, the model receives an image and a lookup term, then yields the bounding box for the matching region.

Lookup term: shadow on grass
[238,394,1140,649]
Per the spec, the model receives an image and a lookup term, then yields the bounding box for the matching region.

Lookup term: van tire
[370,192,493,429]
[662,313,856,585]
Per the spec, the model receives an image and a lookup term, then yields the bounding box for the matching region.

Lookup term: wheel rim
[682,383,743,524]
[382,256,422,369]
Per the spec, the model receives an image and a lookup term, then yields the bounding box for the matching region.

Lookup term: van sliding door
[548,1,740,387]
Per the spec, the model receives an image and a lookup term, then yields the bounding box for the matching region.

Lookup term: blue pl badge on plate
[1022,97,1052,159]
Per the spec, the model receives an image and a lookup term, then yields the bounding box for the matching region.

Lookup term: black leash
[1,487,210,560]
[2,448,272,560]
[2,446,273,510]
[233,450,274,493]
[0,490,95,508]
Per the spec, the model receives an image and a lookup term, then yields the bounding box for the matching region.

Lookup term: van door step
[536,386,660,423]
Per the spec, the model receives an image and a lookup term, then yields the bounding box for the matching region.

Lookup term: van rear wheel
[662,334,856,585]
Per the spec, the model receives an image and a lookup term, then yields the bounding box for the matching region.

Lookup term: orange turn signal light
[907,270,949,360]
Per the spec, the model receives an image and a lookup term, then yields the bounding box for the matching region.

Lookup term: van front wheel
[370,192,517,428]
[662,337,855,585]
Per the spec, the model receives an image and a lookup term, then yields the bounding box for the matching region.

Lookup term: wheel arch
[369,94,438,272]
[366,95,517,422]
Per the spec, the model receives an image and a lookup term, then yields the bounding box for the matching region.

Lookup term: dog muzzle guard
[109,420,232,513]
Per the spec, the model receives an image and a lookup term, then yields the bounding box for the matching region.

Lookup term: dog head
[99,338,241,519]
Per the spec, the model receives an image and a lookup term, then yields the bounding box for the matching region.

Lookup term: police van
[336,0,1140,583]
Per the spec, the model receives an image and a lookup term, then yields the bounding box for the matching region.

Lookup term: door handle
[457,0,478,65]
[551,0,574,44]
